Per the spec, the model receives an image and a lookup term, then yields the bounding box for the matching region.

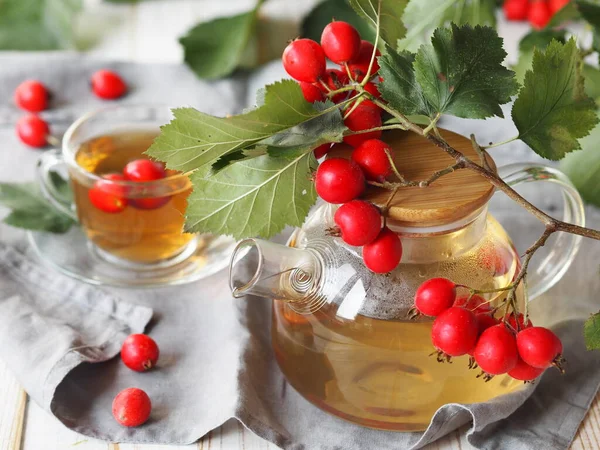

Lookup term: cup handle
[496,163,585,300]
[36,150,78,221]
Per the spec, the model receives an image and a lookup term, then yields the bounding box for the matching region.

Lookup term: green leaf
[561,119,600,206]
[399,0,496,52]
[347,0,408,49]
[583,64,600,104]
[179,1,262,80]
[512,39,599,160]
[301,0,376,43]
[0,0,82,50]
[147,80,345,173]
[184,153,317,239]
[413,24,518,119]
[545,1,580,28]
[0,182,75,233]
[584,312,600,350]
[378,46,433,117]
[577,0,600,27]
[513,30,567,83]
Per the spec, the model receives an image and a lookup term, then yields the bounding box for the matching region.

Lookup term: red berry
[528,1,552,29]
[299,82,325,103]
[476,314,500,336]
[334,200,381,246]
[314,143,332,159]
[347,40,381,81]
[454,294,492,315]
[508,356,545,381]
[504,312,533,331]
[88,173,128,214]
[549,0,569,14]
[14,80,49,112]
[503,0,529,21]
[343,103,382,148]
[16,115,49,148]
[314,158,365,203]
[121,334,160,372]
[320,21,361,64]
[322,69,350,103]
[516,326,563,369]
[414,278,457,317]
[112,388,151,427]
[431,307,479,357]
[282,39,326,83]
[473,324,519,375]
[123,159,167,182]
[363,82,381,99]
[362,227,402,273]
[351,138,392,181]
[91,70,127,100]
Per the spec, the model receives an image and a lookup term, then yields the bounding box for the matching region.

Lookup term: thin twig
[470,134,492,172]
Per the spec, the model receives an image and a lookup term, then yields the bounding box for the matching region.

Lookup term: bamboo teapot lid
[328,129,496,227]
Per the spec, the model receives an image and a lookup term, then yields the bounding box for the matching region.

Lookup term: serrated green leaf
[413,24,518,119]
[584,312,600,350]
[180,8,259,80]
[0,0,82,50]
[0,182,75,233]
[147,80,343,173]
[512,39,599,160]
[561,119,600,206]
[378,46,433,117]
[513,30,567,83]
[347,0,408,49]
[399,0,496,52]
[301,0,376,43]
[184,153,317,239]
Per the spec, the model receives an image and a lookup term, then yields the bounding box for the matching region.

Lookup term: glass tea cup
[34,105,234,286]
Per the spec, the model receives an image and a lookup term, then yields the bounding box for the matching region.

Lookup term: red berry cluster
[88,159,169,214]
[414,277,564,382]
[112,333,160,427]
[503,0,570,29]
[282,22,403,273]
[13,70,127,148]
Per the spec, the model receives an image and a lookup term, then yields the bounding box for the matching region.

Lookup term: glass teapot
[228,130,584,431]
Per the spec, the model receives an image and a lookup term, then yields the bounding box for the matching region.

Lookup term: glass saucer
[28,227,236,288]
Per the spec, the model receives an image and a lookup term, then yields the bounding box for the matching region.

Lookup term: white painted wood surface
[0,1,598,449]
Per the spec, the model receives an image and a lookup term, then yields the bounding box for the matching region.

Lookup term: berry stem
[347,124,407,135]
[361,0,382,87]
[482,136,519,149]
[470,134,493,172]
[422,113,441,135]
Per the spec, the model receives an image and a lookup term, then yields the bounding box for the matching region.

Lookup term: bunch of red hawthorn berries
[503,0,570,29]
[282,21,403,273]
[413,277,564,382]
[13,69,127,148]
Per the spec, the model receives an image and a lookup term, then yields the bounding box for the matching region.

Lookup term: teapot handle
[496,163,585,300]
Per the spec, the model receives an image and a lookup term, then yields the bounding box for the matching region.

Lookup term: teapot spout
[229,238,322,303]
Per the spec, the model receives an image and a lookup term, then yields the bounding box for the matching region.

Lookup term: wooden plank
[572,392,600,450]
[0,358,26,450]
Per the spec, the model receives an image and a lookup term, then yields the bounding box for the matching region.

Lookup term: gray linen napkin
[1,54,600,449]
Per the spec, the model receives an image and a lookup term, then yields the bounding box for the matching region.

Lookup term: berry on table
[112,388,152,427]
[516,326,563,369]
[88,173,128,214]
[431,307,479,357]
[503,0,530,21]
[362,227,402,273]
[121,334,160,372]
[282,39,326,83]
[343,102,382,148]
[14,80,49,112]
[528,1,552,29]
[16,115,49,148]
[351,138,392,181]
[91,69,127,100]
[347,40,381,81]
[123,159,167,182]
[414,278,457,317]
[314,158,365,204]
[473,324,519,375]
[508,356,545,381]
[299,82,325,103]
[333,200,381,246]
[320,21,361,64]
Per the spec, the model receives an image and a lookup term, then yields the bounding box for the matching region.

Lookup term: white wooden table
[1,1,599,448]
